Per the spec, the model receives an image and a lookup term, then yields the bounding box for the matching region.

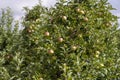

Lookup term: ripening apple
[48,49,54,54]
[58,37,64,42]
[44,31,50,36]
[76,8,80,12]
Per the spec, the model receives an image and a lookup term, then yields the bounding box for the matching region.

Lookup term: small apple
[34,26,37,30]
[100,63,104,67]
[80,10,85,14]
[106,22,111,27]
[95,54,99,58]
[29,26,33,29]
[27,29,32,33]
[71,45,77,51]
[31,29,34,32]
[58,37,64,42]
[4,54,13,60]
[36,19,40,23]
[48,49,54,54]
[39,78,43,80]
[96,51,100,55]
[76,8,80,12]
[44,31,50,36]
[84,17,88,22]
[62,16,67,20]
[96,40,99,43]
[106,23,109,26]
[78,34,82,38]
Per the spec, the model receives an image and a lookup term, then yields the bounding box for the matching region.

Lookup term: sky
[0,0,120,25]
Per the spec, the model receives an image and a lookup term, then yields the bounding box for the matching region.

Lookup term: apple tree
[21,0,120,79]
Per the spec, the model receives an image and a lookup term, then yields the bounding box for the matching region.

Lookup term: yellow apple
[96,51,100,55]
[39,78,43,80]
[29,26,33,29]
[100,63,104,67]
[71,45,77,51]
[80,10,85,14]
[84,17,88,21]
[62,16,67,20]
[95,54,99,58]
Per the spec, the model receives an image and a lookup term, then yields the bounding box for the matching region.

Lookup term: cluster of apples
[44,8,89,54]
[27,24,36,33]
[27,28,34,33]
[76,8,89,22]
[47,46,77,54]
[95,51,100,58]
[61,8,88,22]
[27,19,41,34]
[44,31,77,54]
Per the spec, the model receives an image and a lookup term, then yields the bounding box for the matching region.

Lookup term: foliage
[0,8,24,80]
